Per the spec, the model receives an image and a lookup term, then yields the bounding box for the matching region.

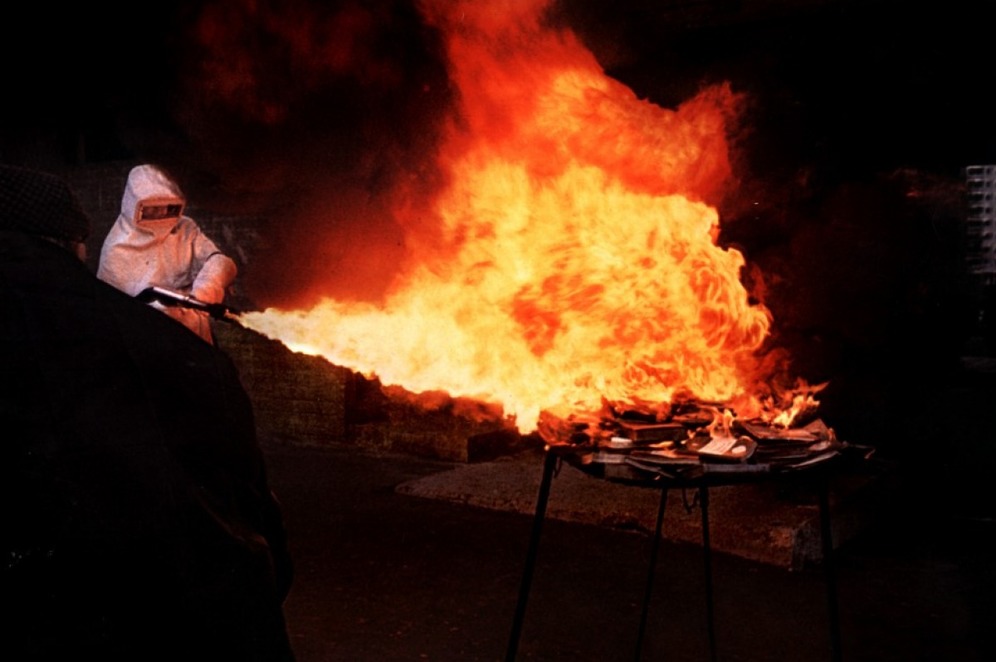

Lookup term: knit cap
[0,164,91,242]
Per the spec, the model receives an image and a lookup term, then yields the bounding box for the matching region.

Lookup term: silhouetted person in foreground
[0,164,295,661]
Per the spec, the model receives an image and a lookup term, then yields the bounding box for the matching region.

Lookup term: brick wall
[212,322,349,447]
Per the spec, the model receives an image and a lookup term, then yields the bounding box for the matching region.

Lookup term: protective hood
[119,164,186,237]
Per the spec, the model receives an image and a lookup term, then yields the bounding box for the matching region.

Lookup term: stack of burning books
[537,402,849,481]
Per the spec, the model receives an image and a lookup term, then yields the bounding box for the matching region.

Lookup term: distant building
[965,165,996,282]
[965,166,996,352]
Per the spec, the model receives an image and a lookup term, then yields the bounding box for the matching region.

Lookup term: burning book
[539,399,847,480]
[615,421,688,443]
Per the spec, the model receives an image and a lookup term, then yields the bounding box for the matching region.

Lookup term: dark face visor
[139,203,184,222]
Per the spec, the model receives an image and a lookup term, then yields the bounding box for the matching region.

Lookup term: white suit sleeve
[186,224,237,304]
[192,252,237,304]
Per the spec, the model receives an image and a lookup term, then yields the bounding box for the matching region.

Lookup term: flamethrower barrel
[136,285,240,321]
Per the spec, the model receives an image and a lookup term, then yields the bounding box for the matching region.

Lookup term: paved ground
[263,437,995,662]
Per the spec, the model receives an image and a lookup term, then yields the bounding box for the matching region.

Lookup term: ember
[238,0,820,434]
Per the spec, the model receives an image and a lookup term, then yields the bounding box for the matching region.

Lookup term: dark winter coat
[1,230,294,661]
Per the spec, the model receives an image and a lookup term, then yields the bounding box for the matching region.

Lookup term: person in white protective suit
[98,164,238,344]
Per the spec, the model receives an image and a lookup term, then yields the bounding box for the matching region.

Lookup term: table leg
[505,450,559,662]
[700,486,717,662]
[817,476,842,662]
[634,484,669,661]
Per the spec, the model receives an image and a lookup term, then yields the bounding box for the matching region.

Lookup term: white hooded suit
[97,165,237,344]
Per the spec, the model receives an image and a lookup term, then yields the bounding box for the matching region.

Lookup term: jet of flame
[240,0,788,433]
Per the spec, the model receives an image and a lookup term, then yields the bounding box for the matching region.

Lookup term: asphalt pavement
[262,437,995,662]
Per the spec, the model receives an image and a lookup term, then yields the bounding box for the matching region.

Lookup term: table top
[542,437,874,488]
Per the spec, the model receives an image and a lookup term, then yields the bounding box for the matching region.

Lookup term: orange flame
[240,0,792,433]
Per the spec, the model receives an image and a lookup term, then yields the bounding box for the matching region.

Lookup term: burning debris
[536,395,856,481]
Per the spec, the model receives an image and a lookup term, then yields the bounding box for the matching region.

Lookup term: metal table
[505,444,854,662]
